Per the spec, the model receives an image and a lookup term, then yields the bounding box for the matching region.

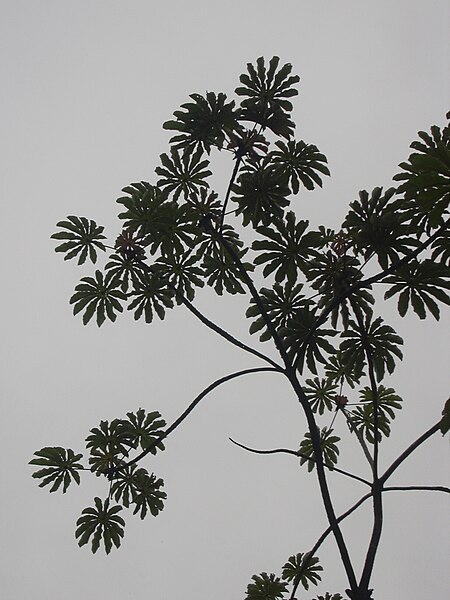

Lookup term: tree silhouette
[30,56,449,600]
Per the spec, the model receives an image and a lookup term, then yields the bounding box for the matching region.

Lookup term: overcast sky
[1,1,449,599]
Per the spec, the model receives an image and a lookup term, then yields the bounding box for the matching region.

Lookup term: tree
[30,56,449,600]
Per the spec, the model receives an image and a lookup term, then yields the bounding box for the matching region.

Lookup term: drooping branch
[228,438,371,486]
[124,366,281,469]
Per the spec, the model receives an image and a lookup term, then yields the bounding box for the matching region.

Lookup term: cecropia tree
[30,56,450,600]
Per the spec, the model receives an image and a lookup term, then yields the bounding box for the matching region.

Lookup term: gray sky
[1,1,449,598]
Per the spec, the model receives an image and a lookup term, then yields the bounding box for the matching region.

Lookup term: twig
[228,438,371,486]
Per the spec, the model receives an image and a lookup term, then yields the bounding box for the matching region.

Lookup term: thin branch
[380,421,441,484]
[124,367,281,469]
[383,485,450,494]
[220,155,242,228]
[228,438,371,486]
[179,294,282,370]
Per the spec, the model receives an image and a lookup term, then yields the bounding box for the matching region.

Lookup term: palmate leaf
[359,385,403,420]
[313,594,344,600]
[105,252,146,293]
[305,250,374,328]
[232,157,291,228]
[282,552,323,590]
[346,385,402,444]
[127,269,175,323]
[324,351,364,389]
[393,124,450,231]
[120,409,166,453]
[280,309,337,374]
[304,377,339,415]
[117,182,171,238]
[339,316,403,381]
[202,246,254,295]
[245,572,288,600]
[298,428,340,472]
[342,187,416,269]
[30,447,83,493]
[70,270,127,326]
[236,56,300,138]
[246,282,311,342]
[270,140,330,193]
[163,92,239,154]
[75,497,125,554]
[110,466,167,519]
[155,146,212,202]
[383,259,450,320]
[154,251,205,303]
[51,216,106,265]
[349,405,392,444]
[253,212,322,284]
[86,419,132,475]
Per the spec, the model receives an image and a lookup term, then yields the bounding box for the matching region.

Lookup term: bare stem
[228,438,371,486]
[124,367,281,469]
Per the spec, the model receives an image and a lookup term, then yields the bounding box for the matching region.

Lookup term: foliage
[75,497,125,554]
[299,428,341,472]
[30,447,83,493]
[51,216,106,265]
[245,573,288,600]
[32,56,449,599]
[282,552,323,590]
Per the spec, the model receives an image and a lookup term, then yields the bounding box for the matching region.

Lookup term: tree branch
[228,438,371,486]
[124,367,281,469]
[179,293,283,370]
[380,421,441,484]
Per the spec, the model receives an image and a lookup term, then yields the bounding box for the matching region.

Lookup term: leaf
[393,124,450,233]
[51,216,106,264]
[270,140,330,193]
[253,212,322,284]
[75,497,125,554]
[245,572,288,600]
[70,270,127,326]
[127,269,175,322]
[30,447,83,493]
[383,259,450,320]
[231,157,291,228]
[110,466,167,519]
[202,245,254,296]
[340,316,403,381]
[120,409,166,453]
[156,146,212,202]
[236,56,300,138]
[246,281,311,342]
[305,246,374,328]
[342,187,416,269]
[282,552,323,590]
[298,428,340,472]
[280,308,337,374]
[304,377,339,415]
[163,92,239,153]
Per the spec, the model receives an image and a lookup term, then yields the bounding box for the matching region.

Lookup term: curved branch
[179,294,282,370]
[124,367,281,468]
[381,421,441,484]
[228,438,371,486]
